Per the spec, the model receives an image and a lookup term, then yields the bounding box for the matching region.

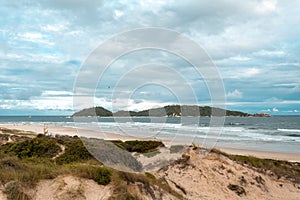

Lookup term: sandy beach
[1,123,300,162]
[0,123,138,141]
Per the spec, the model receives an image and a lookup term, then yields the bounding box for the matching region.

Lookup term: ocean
[0,116,299,153]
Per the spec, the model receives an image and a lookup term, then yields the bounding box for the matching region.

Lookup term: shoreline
[1,123,300,162]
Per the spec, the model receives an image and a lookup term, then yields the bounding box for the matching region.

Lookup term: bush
[55,139,93,164]
[1,137,60,158]
[71,165,111,185]
[93,167,111,185]
[111,140,164,153]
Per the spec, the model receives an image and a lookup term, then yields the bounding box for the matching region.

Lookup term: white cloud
[229,55,251,61]
[0,97,72,111]
[244,68,261,77]
[273,83,298,87]
[42,90,73,96]
[285,109,299,113]
[221,67,262,79]
[253,49,286,57]
[22,33,43,40]
[18,32,54,46]
[272,107,279,112]
[112,98,172,112]
[255,0,277,15]
[227,89,243,99]
[113,10,123,19]
[42,24,65,32]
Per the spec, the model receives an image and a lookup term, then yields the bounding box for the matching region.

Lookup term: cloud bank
[0,0,299,115]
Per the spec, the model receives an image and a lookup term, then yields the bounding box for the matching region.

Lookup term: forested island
[72,105,261,117]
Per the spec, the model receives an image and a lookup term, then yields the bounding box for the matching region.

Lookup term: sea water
[0,116,299,153]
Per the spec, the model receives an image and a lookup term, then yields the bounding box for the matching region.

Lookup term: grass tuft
[4,181,31,200]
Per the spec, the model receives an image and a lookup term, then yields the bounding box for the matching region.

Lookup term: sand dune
[0,124,299,199]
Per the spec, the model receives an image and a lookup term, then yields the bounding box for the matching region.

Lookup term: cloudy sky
[0,0,299,115]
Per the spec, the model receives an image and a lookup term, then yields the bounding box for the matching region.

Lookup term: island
[72,105,270,117]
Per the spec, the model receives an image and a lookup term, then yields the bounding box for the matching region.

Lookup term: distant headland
[72,105,271,117]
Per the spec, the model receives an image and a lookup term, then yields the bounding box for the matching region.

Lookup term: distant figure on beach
[43,125,48,135]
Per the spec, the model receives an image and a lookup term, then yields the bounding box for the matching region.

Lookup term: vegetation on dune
[229,155,300,183]
[4,131,300,199]
[0,133,183,199]
[109,171,183,200]
[111,140,164,153]
[4,181,31,200]
[0,155,59,186]
[1,135,61,158]
[55,137,94,164]
[211,148,300,184]
[0,135,110,187]
[68,164,111,185]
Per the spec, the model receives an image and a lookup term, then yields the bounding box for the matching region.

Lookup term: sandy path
[52,143,65,160]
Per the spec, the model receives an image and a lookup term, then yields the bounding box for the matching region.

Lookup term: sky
[0,0,299,116]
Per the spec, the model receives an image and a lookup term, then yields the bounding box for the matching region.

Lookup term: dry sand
[156,148,300,200]
[220,147,300,163]
[34,175,112,200]
[0,123,137,141]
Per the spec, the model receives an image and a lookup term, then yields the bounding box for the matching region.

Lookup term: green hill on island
[72,105,250,117]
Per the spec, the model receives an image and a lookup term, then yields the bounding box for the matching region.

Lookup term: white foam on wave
[66,121,300,143]
[278,128,300,133]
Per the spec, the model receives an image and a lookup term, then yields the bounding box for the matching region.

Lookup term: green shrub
[93,167,111,185]
[71,165,111,185]
[111,140,164,153]
[1,137,60,158]
[55,139,93,164]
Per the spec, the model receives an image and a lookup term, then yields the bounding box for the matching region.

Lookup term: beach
[1,123,300,162]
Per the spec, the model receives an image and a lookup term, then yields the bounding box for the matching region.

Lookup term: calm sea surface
[0,116,299,153]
